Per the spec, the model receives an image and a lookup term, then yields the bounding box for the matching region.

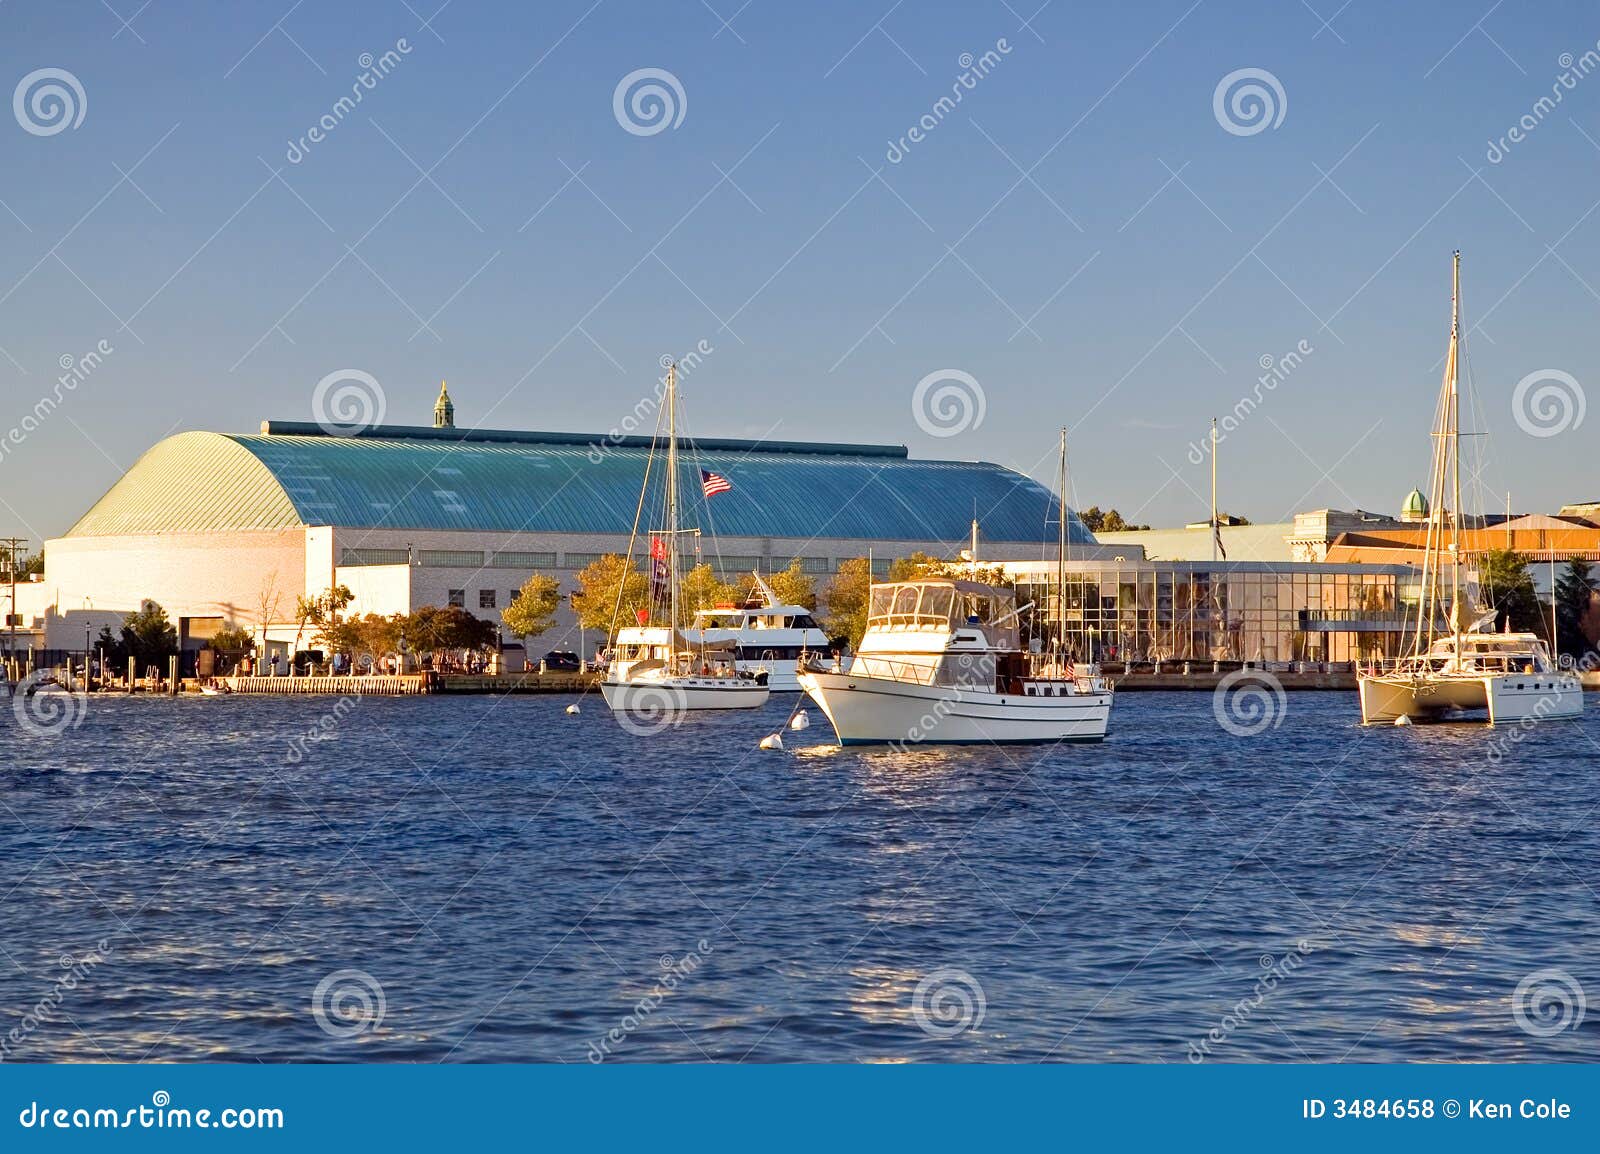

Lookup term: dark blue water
[1,689,1596,1062]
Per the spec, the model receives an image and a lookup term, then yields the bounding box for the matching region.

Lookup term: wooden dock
[225,674,432,696]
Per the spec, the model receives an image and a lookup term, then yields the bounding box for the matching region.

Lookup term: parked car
[542,650,581,672]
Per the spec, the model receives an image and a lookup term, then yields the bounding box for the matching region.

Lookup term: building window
[419,549,485,568]
[341,548,410,566]
[448,589,465,608]
[563,553,605,569]
[510,591,520,608]
[479,589,496,609]
[800,556,831,573]
[490,551,557,568]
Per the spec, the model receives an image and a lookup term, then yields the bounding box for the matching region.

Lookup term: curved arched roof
[65,428,1095,545]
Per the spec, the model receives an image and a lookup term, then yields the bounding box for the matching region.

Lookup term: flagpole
[1210,417,1218,565]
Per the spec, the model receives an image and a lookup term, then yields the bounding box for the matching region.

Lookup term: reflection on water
[0,691,1595,1062]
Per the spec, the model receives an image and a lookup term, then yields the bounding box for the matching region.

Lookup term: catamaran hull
[799,671,1111,745]
[1358,673,1583,725]
[601,679,770,713]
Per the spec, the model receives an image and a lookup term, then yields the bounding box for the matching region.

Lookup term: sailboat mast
[666,362,679,643]
[1448,250,1463,662]
[1058,427,1068,657]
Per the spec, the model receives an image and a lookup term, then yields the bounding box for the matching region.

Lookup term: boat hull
[1358,672,1583,724]
[600,677,770,713]
[799,670,1111,745]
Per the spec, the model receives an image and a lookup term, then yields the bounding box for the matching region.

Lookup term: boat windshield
[865,582,1011,630]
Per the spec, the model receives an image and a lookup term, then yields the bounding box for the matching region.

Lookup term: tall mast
[1448,250,1463,659]
[666,361,679,643]
[1058,427,1068,656]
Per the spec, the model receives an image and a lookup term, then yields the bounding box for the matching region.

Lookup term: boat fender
[565,703,581,715]
[788,710,810,731]
[759,732,784,751]
[1394,715,1412,727]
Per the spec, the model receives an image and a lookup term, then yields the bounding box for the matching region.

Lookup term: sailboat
[798,429,1112,745]
[600,362,771,717]
[1357,252,1582,725]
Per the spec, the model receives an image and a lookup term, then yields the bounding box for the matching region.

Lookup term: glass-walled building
[1004,560,1430,665]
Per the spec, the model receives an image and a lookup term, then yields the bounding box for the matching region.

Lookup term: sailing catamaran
[1356,252,1582,725]
[600,363,771,717]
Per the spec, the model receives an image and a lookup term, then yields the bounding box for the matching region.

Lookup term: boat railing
[850,656,942,685]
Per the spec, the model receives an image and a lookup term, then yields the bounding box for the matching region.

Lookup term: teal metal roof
[65,427,1094,545]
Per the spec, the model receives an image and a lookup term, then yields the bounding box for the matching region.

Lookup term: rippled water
[1,688,1596,1062]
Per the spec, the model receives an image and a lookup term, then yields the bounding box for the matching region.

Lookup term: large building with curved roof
[32,415,1108,659]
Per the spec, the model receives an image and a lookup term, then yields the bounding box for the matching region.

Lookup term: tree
[503,574,562,639]
[888,551,949,581]
[254,571,283,652]
[571,554,648,632]
[121,601,177,671]
[1555,558,1598,660]
[1078,506,1150,533]
[821,558,873,648]
[295,584,355,652]
[403,606,497,655]
[1477,549,1542,634]
[679,563,736,615]
[95,625,128,667]
[209,624,255,653]
[768,559,818,610]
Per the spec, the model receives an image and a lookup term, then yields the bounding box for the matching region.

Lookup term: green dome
[1400,487,1429,520]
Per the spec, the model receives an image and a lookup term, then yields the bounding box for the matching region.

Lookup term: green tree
[571,554,649,632]
[768,559,818,610]
[1077,506,1150,532]
[209,624,255,653]
[1555,558,1598,660]
[821,558,873,648]
[1478,549,1543,635]
[503,573,562,639]
[888,551,951,581]
[95,625,128,667]
[121,601,178,670]
[679,563,736,615]
[293,584,355,652]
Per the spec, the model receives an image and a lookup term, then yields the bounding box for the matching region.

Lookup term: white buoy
[566,703,581,715]
[1393,715,1412,727]
[788,710,810,731]
[759,732,784,751]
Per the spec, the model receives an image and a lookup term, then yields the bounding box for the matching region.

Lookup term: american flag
[700,469,733,498]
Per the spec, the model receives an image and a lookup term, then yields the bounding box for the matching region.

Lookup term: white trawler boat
[1357,252,1582,726]
[608,572,829,692]
[799,430,1113,745]
[600,362,770,717]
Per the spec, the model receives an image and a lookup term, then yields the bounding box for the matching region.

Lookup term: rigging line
[603,378,670,646]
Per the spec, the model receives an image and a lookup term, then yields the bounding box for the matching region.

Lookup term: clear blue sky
[2,0,1596,546]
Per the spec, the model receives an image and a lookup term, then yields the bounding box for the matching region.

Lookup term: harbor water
[1,691,1595,1062]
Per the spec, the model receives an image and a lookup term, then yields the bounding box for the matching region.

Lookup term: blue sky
[2,0,1596,545]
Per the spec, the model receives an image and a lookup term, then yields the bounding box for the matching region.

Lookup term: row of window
[446,589,519,610]
[341,548,881,574]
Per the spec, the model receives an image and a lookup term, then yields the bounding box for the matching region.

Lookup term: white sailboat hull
[601,677,770,713]
[799,670,1111,745]
[1358,671,1583,725]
